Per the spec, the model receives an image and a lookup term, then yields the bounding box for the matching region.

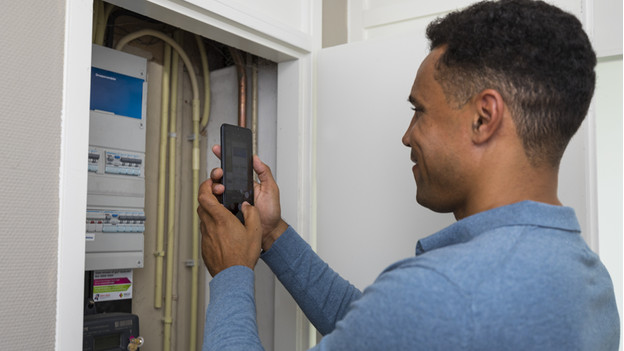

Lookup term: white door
[315,32,456,290]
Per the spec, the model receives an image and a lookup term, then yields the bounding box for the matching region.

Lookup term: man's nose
[401,128,411,147]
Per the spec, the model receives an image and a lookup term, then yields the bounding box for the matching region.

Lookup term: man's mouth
[411,155,418,165]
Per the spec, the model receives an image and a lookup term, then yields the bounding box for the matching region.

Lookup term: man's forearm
[203,266,264,351]
[261,226,362,335]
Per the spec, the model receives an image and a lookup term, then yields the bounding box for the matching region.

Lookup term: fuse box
[86,44,147,271]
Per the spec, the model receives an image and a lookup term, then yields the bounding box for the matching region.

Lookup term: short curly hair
[426,0,596,166]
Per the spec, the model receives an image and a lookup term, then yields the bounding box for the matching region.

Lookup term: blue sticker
[90,67,144,119]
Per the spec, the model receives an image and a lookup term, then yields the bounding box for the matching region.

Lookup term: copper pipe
[229,47,246,127]
[251,55,258,157]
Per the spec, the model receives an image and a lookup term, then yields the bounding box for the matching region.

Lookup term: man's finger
[241,202,261,231]
[253,155,275,186]
[198,178,223,212]
[198,178,214,206]
[212,144,222,159]
[197,203,207,219]
[210,167,223,180]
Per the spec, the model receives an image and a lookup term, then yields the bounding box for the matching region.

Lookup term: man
[197,0,620,350]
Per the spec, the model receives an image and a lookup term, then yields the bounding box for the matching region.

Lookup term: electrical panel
[86,44,147,271]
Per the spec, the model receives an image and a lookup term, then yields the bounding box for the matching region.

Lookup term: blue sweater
[203,201,620,350]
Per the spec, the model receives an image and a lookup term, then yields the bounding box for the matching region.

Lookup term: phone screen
[220,124,253,223]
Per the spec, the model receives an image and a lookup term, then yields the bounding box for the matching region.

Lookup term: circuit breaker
[85,44,147,271]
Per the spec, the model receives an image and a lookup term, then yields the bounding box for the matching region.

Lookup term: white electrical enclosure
[86,44,147,271]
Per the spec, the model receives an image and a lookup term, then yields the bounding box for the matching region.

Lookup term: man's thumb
[241,202,261,230]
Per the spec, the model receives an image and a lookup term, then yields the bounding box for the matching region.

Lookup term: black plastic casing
[220,123,254,223]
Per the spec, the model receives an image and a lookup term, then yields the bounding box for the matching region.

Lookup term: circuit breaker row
[88,147,144,176]
[86,209,146,233]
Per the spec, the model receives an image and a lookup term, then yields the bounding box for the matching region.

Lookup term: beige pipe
[115,30,199,100]
[195,35,211,133]
[94,1,114,46]
[92,1,104,44]
[163,40,180,350]
[92,1,113,45]
[154,44,171,309]
[190,99,201,351]
[190,34,211,350]
[92,1,101,44]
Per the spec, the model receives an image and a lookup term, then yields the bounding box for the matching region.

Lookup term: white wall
[322,0,347,47]
[183,0,313,35]
[0,0,91,350]
[347,0,583,43]
[0,1,64,347]
[592,1,623,347]
[595,56,623,346]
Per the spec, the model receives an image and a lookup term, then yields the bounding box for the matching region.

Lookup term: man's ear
[471,89,505,145]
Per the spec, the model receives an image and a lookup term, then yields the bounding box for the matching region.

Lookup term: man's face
[402,48,473,213]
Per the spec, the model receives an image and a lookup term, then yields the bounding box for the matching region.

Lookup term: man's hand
[197,178,262,277]
[210,145,288,251]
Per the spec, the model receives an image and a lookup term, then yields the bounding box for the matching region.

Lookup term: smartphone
[220,123,254,223]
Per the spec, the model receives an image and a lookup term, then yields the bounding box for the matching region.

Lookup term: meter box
[86,44,147,271]
[83,313,140,351]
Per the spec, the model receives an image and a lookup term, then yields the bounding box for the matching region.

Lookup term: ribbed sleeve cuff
[260,226,310,276]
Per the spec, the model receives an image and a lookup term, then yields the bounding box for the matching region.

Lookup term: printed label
[93,269,133,302]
